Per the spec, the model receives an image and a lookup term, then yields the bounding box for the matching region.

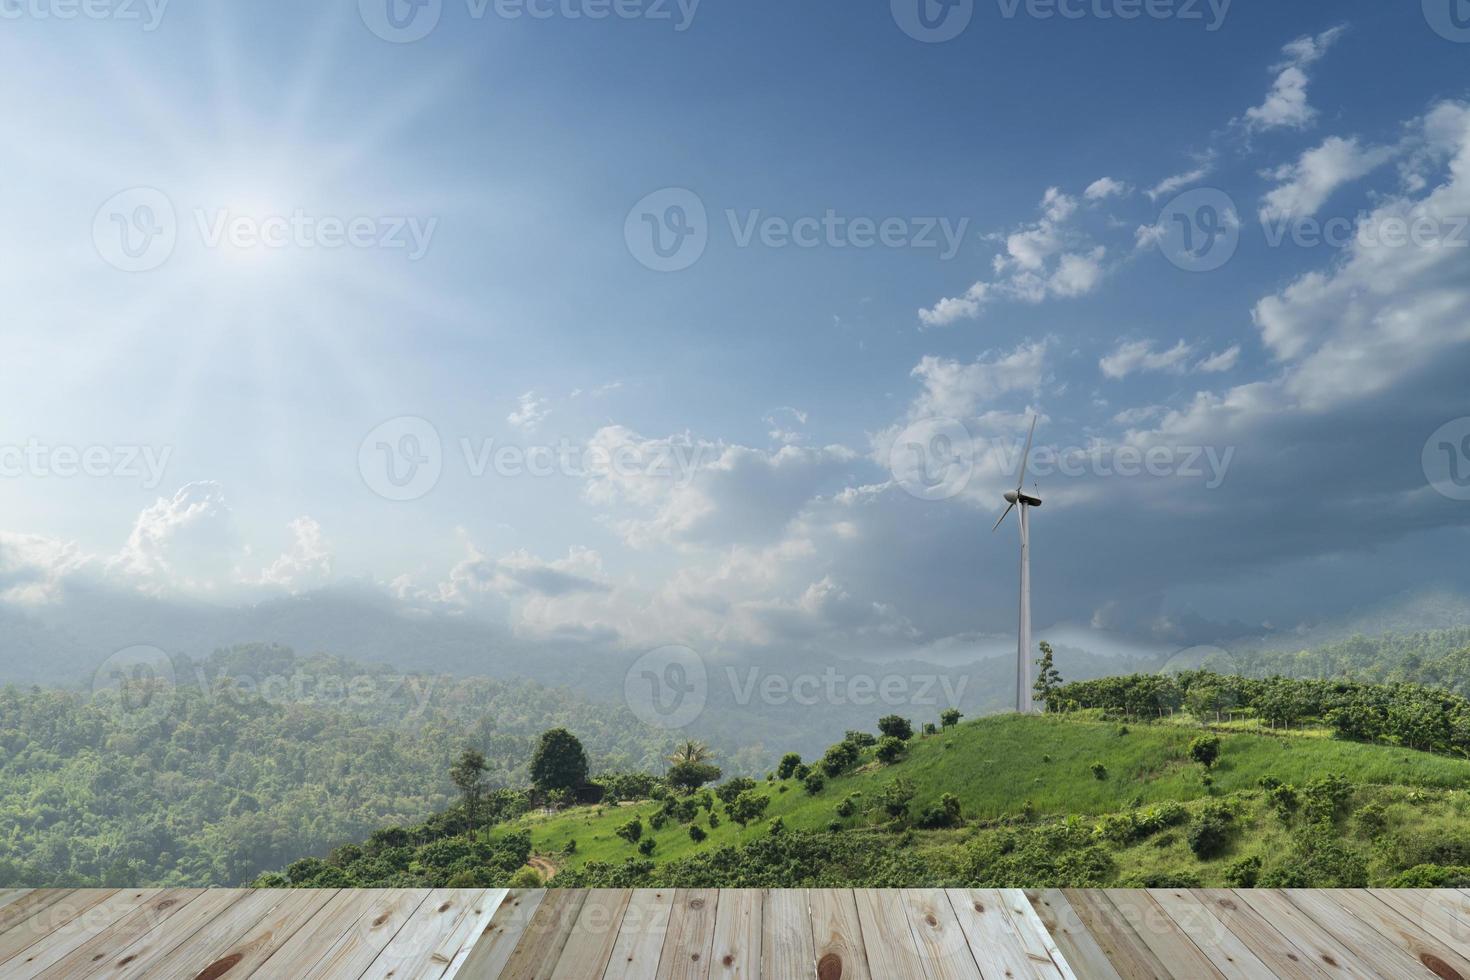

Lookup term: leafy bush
[688,824,707,843]
[1186,803,1234,860]
[1089,763,1108,780]
[803,771,826,796]
[878,716,914,741]
[615,818,643,844]
[1189,734,1221,768]
[638,838,656,856]
[876,736,906,765]
[777,753,803,780]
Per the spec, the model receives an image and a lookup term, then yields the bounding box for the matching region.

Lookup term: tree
[1189,734,1221,769]
[1034,642,1063,709]
[727,791,770,827]
[879,778,916,819]
[821,740,861,777]
[449,748,488,840]
[777,753,803,780]
[667,761,722,795]
[716,777,757,805]
[878,715,914,741]
[530,728,589,794]
[876,736,906,764]
[940,709,962,729]
[688,824,707,843]
[668,739,714,766]
[616,817,643,844]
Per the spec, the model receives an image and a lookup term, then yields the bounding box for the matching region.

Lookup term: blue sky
[1,0,1468,664]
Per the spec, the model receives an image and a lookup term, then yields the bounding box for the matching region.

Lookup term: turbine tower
[993,416,1042,713]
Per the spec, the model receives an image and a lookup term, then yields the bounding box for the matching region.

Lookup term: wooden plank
[0,891,121,971]
[359,888,490,980]
[1233,891,1393,980]
[301,888,431,980]
[117,889,286,980]
[945,889,1045,980]
[655,889,718,980]
[89,889,248,980]
[499,889,589,980]
[809,890,869,980]
[1147,889,1273,980]
[708,889,761,979]
[455,890,547,980]
[761,890,815,980]
[548,890,631,980]
[1304,889,1470,979]
[1061,890,1171,980]
[166,887,336,979]
[998,890,1073,980]
[603,889,676,980]
[35,889,205,980]
[440,889,511,977]
[0,890,36,913]
[1272,890,1441,979]
[902,889,982,980]
[251,889,383,978]
[852,889,925,980]
[1371,890,1470,958]
[1186,891,1339,980]
[4,889,154,978]
[1102,890,1223,980]
[0,891,80,939]
[1026,890,1121,980]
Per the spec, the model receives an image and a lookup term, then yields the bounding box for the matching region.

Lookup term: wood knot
[690,899,705,910]
[193,952,245,980]
[817,952,844,980]
[1419,952,1461,980]
[437,902,452,913]
[925,913,938,927]
[723,954,735,966]
[973,902,985,913]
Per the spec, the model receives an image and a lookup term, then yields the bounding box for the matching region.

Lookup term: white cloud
[0,532,90,604]
[109,482,246,595]
[1099,339,1196,379]
[1147,162,1213,201]
[507,390,549,431]
[908,342,1050,418]
[259,516,334,591]
[1243,26,1346,133]
[1085,177,1130,200]
[919,187,1112,326]
[1194,345,1241,374]
[1259,136,1396,222]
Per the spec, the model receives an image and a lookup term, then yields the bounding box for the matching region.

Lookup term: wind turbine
[992,415,1042,714]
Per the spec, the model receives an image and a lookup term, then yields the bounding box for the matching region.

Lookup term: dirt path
[528,855,558,881]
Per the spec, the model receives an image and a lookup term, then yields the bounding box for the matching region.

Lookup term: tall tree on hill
[1033,642,1064,711]
[449,748,488,840]
[668,739,714,765]
[531,728,589,795]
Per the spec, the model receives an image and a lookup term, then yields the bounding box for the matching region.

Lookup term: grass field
[515,712,1470,873]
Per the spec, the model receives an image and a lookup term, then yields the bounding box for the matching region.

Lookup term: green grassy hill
[519,712,1470,877]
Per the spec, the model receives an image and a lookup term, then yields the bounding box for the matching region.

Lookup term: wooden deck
[0,887,1467,978]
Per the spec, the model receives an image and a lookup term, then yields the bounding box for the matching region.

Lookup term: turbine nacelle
[1004,490,1043,508]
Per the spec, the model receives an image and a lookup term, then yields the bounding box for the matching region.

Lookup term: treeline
[0,646,703,886]
[1232,628,1470,691]
[1052,670,1470,755]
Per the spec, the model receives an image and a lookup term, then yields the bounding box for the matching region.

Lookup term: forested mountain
[267,668,1470,890]
[0,645,693,887]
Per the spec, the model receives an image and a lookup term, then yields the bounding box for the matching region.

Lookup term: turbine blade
[991,502,1016,532]
[1016,414,1038,491]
